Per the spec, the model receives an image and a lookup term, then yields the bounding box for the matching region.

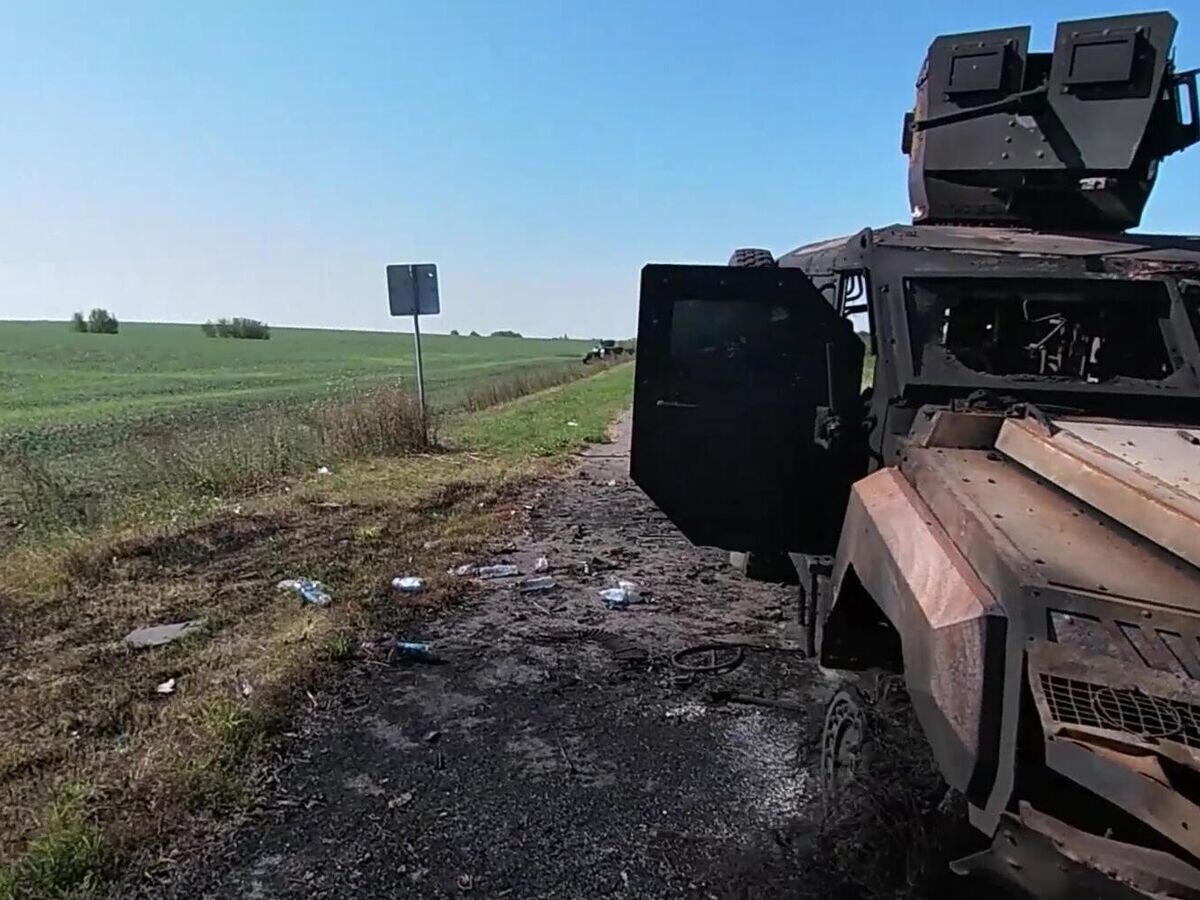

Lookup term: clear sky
[2,1,1199,338]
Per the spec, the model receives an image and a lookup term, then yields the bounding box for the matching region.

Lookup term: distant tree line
[70,309,119,334]
[201,318,271,340]
[489,330,523,338]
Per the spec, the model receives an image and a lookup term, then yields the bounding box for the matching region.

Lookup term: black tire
[818,675,984,895]
[728,550,798,584]
[728,247,775,268]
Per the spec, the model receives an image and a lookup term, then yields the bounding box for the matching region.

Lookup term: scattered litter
[155,678,177,695]
[606,479,617,487]
[237,677,254,698]
[518,576,556,594]
[449,563,478,577]
[393,640,441,664]
[124,620,205,649]
[277,578,332,607]
[533,556,549,573]
[422,539,442,550]
[457,873,474,892]
[392,576,425,594]
[424,730,441,744]
[388,791,415,809]
[317,465,332,475]
[598,580,642,609]
[665,701,707,721]
[476,564,519,579]
[567,420,579,427]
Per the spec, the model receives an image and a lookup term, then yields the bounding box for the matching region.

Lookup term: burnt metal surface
[628,10,1200,897]
[952,802,1200,898]
[824,467,1005,804]
[998,415,1200,569]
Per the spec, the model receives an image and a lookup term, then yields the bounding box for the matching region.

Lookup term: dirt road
[150,416,834,899]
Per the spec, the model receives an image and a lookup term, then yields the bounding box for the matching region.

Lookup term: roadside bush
[489,329,522,338]
[457,362,591,412]
[310,387,435,458]
[203,317,271,340]
[69,309,119,334]
[132,416,309,496]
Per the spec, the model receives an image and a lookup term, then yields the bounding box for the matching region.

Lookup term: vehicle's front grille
[1039,673,1200,748]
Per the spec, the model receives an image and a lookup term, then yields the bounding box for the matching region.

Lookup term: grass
[0,364,634,897]
[0,322,593,436]
[1,351,607,543]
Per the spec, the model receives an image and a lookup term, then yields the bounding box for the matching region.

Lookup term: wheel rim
[821,692,866,802]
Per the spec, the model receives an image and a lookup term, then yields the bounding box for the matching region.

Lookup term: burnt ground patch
[138,417,856,899]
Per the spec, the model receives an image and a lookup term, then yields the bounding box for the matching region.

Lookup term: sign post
[386,263,440,435]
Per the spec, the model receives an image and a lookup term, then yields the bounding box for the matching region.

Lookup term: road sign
[387,263,440,316]
[385,263,441,437]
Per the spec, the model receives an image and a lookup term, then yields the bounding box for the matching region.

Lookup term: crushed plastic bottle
[518,576,556,593]
[277,578,332,607]
[476,564,520,579]
[598,580,642,609]
[392,576,425,593]
[448,564,478,577]
[394,640,438,663]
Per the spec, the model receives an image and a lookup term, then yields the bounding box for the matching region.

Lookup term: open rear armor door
[631,264,864,554]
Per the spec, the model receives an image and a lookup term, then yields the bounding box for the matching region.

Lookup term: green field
[0,321,603,540]
[0,321,591,434]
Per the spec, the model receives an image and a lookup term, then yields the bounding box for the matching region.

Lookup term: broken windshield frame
[902,275,1198,390]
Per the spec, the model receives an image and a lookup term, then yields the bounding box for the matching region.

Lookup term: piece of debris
[388,791,415,810]
[392,575,425,594]
[705,688,804,713]
[664,701,707,721]
[533,556,549,573]
[518,576,556,594]
[424,730,441,743]
[449,563,478,577]
[671,643,746,675]
[317,465,332,475]
[567,420,579,427]
[277,578,332,607]
[476,564,520,579]
[393,640,442,664]
[598,580,642,609]
[123,620,205,649]
[155,678,177,695]
[457,873,474,892]
[606,479,617,487]
[237,676,254,698]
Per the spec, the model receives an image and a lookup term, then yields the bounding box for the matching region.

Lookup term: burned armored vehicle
[632,11,1200,897]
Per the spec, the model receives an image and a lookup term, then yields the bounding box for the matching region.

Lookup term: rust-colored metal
[826,468,1004,800]
[997,416,1200,570]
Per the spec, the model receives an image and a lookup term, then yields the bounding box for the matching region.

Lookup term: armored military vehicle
[631,12,1200,897]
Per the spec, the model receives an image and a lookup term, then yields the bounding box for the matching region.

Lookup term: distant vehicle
[582,339,632,364]
[631,11,1200,897]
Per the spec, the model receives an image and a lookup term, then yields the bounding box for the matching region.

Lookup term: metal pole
[412,310,427,438]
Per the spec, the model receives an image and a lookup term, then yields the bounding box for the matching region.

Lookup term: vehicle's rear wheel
[728,247,776,268]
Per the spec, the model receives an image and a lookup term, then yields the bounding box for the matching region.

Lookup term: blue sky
[2,1,1199,338]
